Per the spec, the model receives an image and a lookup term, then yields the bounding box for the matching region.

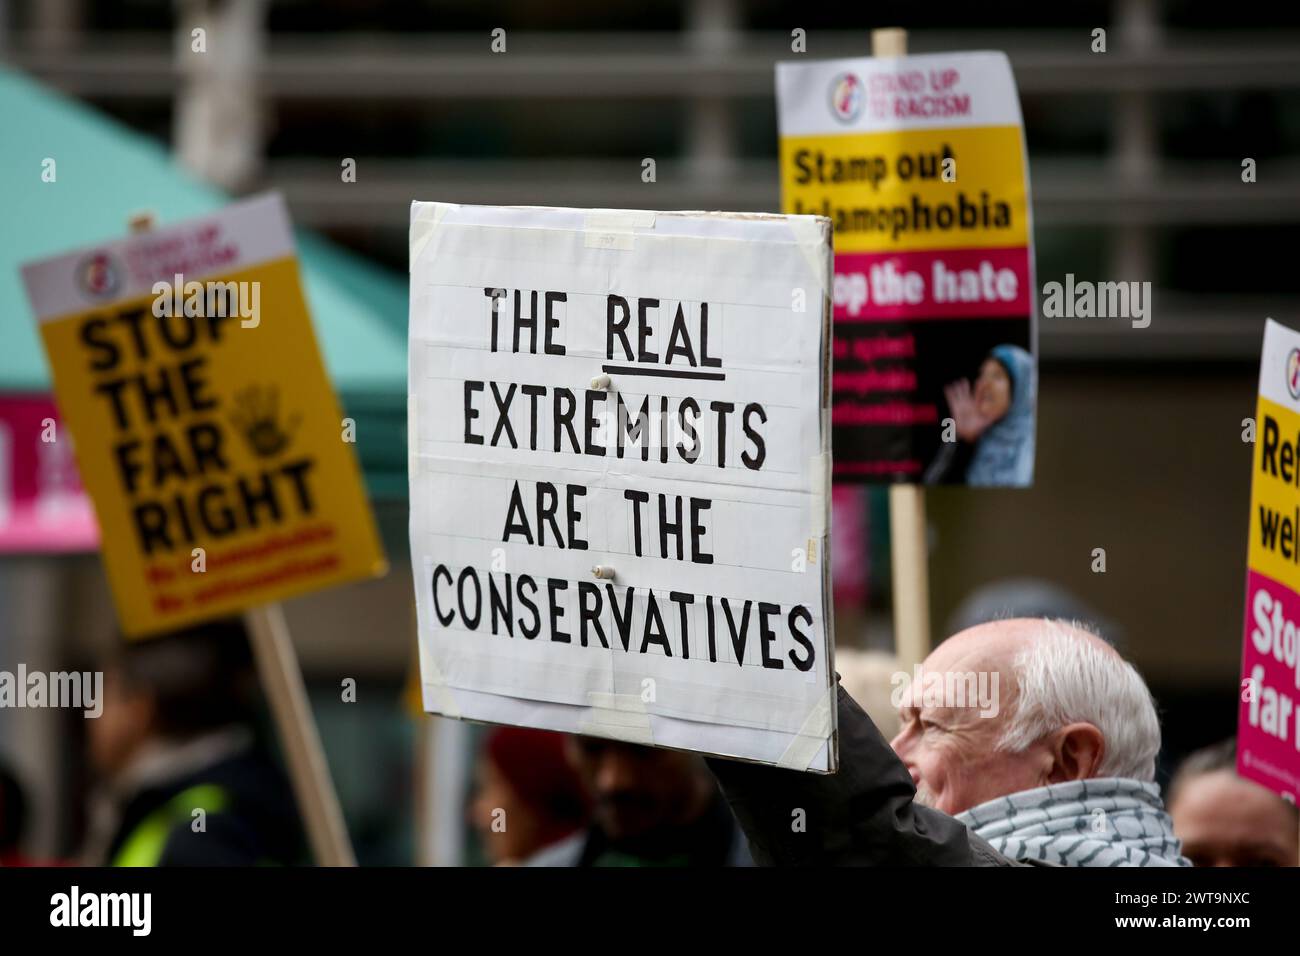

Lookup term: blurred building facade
[3,0,1300,858]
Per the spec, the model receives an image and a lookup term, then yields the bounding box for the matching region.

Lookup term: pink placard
[1238,569,1300,802]
[0,395,99,553]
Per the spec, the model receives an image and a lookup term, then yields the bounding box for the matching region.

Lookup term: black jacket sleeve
[706,683,1021,866]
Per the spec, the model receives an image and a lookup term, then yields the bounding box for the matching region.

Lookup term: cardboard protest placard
[21,194,386,637]
[409,203,837,771]
[1239,318,1300,801]
[777,51,1036,486]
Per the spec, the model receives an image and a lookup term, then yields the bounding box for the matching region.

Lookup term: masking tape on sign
[808,453,829,537]
[585,232,634,251]
[410,202,453,268]
[416,632,462,719]
[584,210,657,231]
[787,215,831,299]
[775,686,834,771]
[407,393,419,479]
[582,209,656,252]
[579,691,654,745]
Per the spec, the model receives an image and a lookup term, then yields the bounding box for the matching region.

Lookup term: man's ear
[1045,722,1106,783]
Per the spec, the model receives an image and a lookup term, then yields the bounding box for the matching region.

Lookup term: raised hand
[944,378,995,442]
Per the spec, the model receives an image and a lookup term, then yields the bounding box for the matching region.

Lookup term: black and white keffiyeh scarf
[956,777,1191,867]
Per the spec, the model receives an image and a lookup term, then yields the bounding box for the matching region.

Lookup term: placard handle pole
[245,603,357,867]
[888,484,930,670]
[871,28,932,671]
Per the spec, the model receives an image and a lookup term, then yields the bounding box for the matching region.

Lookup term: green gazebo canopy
[0,68,408,498]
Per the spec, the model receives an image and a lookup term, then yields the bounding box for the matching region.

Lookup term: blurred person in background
[0,759,31,866]
[527,736,751,867]
[1168,739,1298,867]
[834,648,902,741]
[82,618,304,866]
[469,726,589,865]
[945,578,1119,644]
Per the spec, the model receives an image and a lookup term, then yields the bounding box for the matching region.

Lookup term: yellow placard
[26,198,385,637]
[779,126,1028,253]
[1248,395,1300,585]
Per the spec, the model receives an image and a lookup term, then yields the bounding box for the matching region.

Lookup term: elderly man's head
[890,618,1160,815]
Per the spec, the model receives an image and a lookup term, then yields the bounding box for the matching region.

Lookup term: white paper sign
[408,203,837,772]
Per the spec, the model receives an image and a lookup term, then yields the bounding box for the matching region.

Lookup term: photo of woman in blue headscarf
[924,344,1036,486]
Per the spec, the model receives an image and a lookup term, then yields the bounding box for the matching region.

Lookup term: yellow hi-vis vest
[110,784,229,867]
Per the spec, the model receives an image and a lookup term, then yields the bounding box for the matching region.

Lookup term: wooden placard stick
[245,603,356,867]
[869,29,933,672]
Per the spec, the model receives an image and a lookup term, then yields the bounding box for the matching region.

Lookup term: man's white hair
[995,619,1161,781]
